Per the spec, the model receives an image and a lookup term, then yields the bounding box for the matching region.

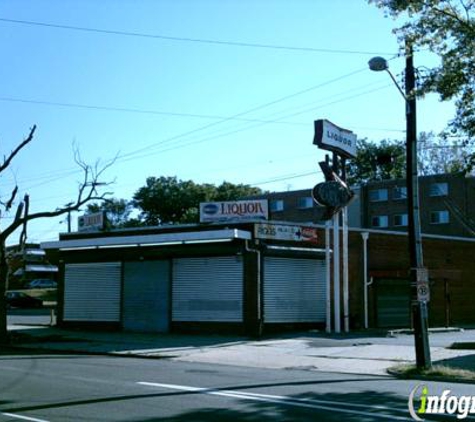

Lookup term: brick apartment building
[251,173,475,237]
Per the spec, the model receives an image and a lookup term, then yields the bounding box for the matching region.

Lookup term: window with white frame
[369,188,388,202]
[371,215,389,228]
[430,210,449,224]
[270,199,284,212]
[393,213,408,227]
[297,197,313,209]
[393,186,407,200]
[429,182,449,197]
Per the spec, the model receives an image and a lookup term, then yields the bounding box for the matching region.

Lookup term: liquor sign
[200,200,268,223]
[255,223,318,244]
[313,119,357,158]
[78,212,105,232]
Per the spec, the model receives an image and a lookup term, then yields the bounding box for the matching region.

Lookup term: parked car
[6,291,43,309]
[25,279,57,289]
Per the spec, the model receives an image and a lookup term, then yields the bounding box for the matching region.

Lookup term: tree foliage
[370,0,475,170]
[346,139,406,185]
[418,131,473,175]
[132,176,262,225]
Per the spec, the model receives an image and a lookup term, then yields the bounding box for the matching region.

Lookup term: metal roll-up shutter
[123,261,170,332]
[64,262,121,322]
[263,257,326,323]
[172,256,243,322]
[376,278,410,328]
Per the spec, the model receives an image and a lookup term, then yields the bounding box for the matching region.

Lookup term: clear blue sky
[0,0,455,243]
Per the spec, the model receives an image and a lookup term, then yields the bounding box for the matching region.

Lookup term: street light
[369,43,432,370]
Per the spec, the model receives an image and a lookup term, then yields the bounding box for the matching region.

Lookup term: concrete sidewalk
[7,324,475,377]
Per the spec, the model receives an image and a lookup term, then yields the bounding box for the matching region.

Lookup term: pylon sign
[312,181,353,209]
[313,119,357,159]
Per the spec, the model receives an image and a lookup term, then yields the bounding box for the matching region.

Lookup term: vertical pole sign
[312,119,357,333]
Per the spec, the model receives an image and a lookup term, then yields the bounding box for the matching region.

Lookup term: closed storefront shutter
[123,260,170,332]
[376,278,410,328]
[172,256,243,322]
[263,257,326,323]
[64,262,121,322]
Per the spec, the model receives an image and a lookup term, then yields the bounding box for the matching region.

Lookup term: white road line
[137,381,413,421]
[1,413,50,422]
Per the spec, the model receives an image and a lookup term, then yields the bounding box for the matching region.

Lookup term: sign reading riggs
[200,200,268,223]
[313,119,357,158]
[255,223,319,244]
[78,212,105,232]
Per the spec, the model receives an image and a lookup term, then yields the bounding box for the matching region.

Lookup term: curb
[387,366,475,385]
[387,327,464,337]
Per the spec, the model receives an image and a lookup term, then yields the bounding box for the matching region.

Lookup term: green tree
[418,131,474,175]
[132,176,262,225]
[346,139,406,185]
[369,0,475,170]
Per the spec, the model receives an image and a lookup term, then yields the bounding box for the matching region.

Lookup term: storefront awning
[41,229,252,251]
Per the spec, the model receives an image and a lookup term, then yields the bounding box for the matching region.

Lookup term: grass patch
[389,364,475,383]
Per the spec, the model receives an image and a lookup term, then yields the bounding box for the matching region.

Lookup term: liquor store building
[42,222,326,336]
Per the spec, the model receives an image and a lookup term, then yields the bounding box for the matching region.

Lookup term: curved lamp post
[369,45,432,370]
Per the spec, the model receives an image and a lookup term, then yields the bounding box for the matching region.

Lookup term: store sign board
[255,223,318,244]
[200,200,268,223]
[78,212,105,232]
[314,119,357,158]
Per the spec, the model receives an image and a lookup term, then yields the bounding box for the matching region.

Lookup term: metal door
[376,278,411,328]
[64,262,121,322]
[123,261,170,332]
[263,257,326,323]
[172,256,243,322]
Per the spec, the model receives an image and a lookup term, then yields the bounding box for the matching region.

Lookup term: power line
[115,67,369,161]
[116,82,395,165]
[0,96,304,126]
[0,17,396,56]
[252,170,321,186]
[0,77,398,191]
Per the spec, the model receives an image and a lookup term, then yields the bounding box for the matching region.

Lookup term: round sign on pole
[312,181,353,208]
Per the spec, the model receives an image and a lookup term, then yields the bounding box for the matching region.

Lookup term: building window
[297,197,313,209]
[369,189,388,202]
[394,214,408,227]
[393,186,407,200]
[430,210,449,224]
[270,199,284,212]
[371,215,389,228]
[429,182,449,197]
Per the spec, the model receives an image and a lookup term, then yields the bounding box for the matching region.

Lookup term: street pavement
[4,352,468,422]
[7,321,475,377]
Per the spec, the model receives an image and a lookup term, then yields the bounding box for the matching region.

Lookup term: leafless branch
[0,152,116,241]
[0,125,36,174]
[3,186,18,211]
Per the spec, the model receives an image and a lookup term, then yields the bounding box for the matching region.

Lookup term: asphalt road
[1,352,475,421]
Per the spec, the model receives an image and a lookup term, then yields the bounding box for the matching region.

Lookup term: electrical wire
[0,17,396,56]
[0,96,305,126]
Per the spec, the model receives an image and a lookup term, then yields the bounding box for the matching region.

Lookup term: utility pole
[67,210,72,233]
[405,41,432,369]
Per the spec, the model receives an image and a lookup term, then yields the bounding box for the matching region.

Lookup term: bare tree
[0,126,114,344]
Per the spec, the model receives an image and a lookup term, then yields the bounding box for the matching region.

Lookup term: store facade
[42,223,327,336]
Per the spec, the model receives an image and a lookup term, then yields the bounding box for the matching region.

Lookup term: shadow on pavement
[1,381,418,422]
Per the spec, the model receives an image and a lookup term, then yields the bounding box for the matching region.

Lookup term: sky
[0,0,456,244]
